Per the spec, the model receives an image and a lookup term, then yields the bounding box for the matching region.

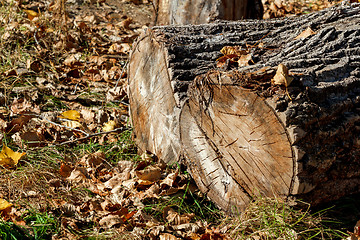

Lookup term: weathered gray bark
[154,0,263,25]
[128,4,360,212]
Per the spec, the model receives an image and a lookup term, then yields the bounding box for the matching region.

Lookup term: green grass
[223,196,349,239]
[0,209,57,240]
[68,129,140,163]
[0,221,32,240]
[143,178,223,223]
[23,210,58,239]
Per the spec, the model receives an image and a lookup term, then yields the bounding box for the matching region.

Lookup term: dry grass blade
[221,196,348,239]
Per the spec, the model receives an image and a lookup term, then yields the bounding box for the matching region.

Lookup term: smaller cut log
[154,0,263,25]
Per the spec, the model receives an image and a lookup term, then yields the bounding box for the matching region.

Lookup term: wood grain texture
[128,30,181,164]
[128,3,360,211]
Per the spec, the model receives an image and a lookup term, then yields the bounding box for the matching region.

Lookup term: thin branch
[41,117,90,136]
[50,127,128,146]
[115,60,128,89]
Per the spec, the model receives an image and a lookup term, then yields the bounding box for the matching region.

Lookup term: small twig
[41,117,90,136]
[72,83,78,94]
[115,60,128,89]
[34,30,41,49]
[48,127,128,147]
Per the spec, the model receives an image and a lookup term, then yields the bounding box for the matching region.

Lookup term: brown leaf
[159,233,180,240]
[80,151,106,168]
[136,166,162,182]
[99,214,124,228]
[66,167,88,183]
[100,199,122,212]
[121,210,137,222]
[120,17,132,30]
[237,54,252,67]
[271,63,293,87]
[10,98,39,115]
[163,207,194,225]
[20,131,45,147]
[295,27,316,40]
[59,162,74,178]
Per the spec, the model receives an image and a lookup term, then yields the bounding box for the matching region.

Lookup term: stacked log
[154,0,263,25]
[128,4,360,211]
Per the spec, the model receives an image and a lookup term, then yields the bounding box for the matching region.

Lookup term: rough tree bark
[128,4,360,212]
[153,0,263,25]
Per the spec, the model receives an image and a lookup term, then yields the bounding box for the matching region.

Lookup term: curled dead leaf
[99,213,126,228]
[271,63,293,87]
[136,166,162,182]
[159,233,180,240]
[163,207,194,225]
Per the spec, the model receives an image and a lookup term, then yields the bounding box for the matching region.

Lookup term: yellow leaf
[102,120,116,132]
[295,27,316,40]
[271,63,293,87]
[59,110,81,121]
[23,9,39,21]
[220,46,246,56]
[0,145,26,168]
[0,198,12,211]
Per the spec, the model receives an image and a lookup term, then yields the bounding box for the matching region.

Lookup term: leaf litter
[0,0,357,239]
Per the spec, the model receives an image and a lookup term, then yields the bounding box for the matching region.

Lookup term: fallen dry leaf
[271,63,293,87]
[220,46,246,56]
[59,110,81,121]
[0,198,12,211]
[159,233,180,240]
[136,166,162,182]
[99,214,124,228]
[66,167,88,183]
[103,120,117,132]
[6,113,33,133]
[238,53,253,67]
[295,27,316,40]
[62,120,83,129]
[0,198,12,219]
[0,145,26,168]
[23,9,39,21]
[59,162,74,178]
[163,207,194,225]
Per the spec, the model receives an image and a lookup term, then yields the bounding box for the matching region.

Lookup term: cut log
[128,4,360,212]
[154,0,263,25]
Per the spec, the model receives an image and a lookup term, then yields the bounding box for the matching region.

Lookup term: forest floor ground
[0,0,360,239]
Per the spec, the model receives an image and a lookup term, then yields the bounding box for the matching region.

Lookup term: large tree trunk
[128,4,360,212]
[154,0,263,25]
